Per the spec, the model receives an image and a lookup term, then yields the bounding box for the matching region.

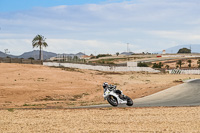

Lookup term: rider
[103,82,109,89]
[103,82,124,99]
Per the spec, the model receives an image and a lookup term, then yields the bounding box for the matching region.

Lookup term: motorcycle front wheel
[126,96,133,106]
[107,95,118,107]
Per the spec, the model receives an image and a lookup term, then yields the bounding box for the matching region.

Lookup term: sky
[0,0,200,55]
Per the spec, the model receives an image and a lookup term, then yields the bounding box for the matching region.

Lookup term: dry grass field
[0,63,200,132]
[0,107,200,132]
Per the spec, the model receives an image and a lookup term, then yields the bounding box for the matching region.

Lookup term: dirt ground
[0,107,200,132]
[1,63,200,132]
[1,63,200,108]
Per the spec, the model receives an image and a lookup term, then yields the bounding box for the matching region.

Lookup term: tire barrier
[168,69,200,75]
[170,69,182,74]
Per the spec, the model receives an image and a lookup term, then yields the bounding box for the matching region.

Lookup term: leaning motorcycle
[103,83,133,107]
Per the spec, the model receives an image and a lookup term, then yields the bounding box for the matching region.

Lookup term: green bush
[28,57,35,60]
[96,54,112,58]
[152,62,163,68]
[7,108,14,112]
[177,48,191,53]
[138,62,148,67]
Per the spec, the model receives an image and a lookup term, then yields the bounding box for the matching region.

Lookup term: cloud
[42,39,140,55]
[0,38,140,55]
[1,0,200,54]
[149,30,200,42]
[0,39,32,55]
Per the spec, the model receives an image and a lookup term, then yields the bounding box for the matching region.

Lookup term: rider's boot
[119,94,126,100]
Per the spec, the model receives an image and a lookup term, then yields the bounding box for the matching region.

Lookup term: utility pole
[127,43,129,52]
[4,49,10,54]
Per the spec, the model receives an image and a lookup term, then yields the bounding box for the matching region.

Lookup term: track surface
[74,79,200,108]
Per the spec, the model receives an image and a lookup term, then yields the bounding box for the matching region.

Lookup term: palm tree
[187,59,192,68]
[176,60,184,68]
[165,65,170,69]
[32,35,48,60]
[197,59,200,68]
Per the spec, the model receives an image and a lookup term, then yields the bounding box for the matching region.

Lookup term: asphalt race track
[75,79,200,109]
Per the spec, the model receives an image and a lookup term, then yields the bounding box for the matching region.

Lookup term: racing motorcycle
[103,82,133,107]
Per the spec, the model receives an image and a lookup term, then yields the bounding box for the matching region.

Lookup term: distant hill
[0,51,16,58]
[0,51,8,58]
[0,50,85,60]
[75,52,85,57]
[18,50,57,60]
[121,52,134,55]
[160,44,200,54]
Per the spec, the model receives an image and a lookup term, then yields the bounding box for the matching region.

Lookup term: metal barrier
[0,57,43,65]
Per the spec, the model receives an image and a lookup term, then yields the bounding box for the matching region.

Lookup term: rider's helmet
[103,82,109,89]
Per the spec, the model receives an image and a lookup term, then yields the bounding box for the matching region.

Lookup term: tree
[197,59,200,68]
[116,52,119,56]
[73,56,79,61]
[138,62,148,67]
[158,62,163,68]
[187,59,192,68]
[165,65,170,69]
[177,48,191,53]
[28,57,35,60]
[176,60,184,68]
[32,35,48,60]
[152,62,163,68]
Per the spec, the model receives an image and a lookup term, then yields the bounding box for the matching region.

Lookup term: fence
[0,58,43,65]
[50,60,127,67]
[168,69,200,75]
[43,62,160,73]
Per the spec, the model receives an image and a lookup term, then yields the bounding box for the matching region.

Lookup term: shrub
[165,65,170,69]
[177,48,191,53]
[152,62,163,68]
[96,54,112,58]
[138,62,148,67]
[28,57,35,60]
[7,108,14,112]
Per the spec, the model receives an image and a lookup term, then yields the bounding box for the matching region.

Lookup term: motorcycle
[103,82,133,107]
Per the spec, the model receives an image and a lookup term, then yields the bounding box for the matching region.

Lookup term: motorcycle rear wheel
[107,95,118,107]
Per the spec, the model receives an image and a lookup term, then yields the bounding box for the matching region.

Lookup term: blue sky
[0,0,131,12]
[0,0,200,55]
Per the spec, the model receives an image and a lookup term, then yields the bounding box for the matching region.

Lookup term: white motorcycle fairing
[103,88,127,105]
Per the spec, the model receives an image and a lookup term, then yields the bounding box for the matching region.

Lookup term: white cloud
[0,39,32,55]
[1,0,200,54]
[43,39,141,55]
[0,38,140,55]
[149,30,200,42]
